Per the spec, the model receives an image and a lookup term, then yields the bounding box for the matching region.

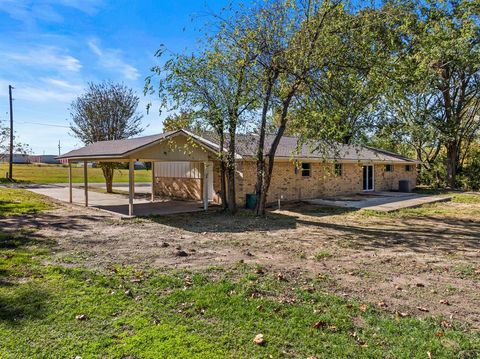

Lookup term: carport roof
[58,129,419,164]
[57,130,219,160]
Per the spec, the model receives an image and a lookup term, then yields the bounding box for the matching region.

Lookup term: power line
[16,121,70,128]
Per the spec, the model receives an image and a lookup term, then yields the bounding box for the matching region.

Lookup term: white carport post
[83,161,88,207]
[151,161,155,202]
[203,162,211,211]
[68,160,72,203]
[128,160,134,216]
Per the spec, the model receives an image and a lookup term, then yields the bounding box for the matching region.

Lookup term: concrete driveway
[26,184,204,217]
[306,191,451,212]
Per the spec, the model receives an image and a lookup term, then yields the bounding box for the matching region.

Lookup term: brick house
[59,129,418,214]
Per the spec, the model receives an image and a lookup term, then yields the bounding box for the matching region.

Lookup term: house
[30,155,62,164]
[58,129,418,215]
[0,153,30,164]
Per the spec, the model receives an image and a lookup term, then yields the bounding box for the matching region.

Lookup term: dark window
[405,165,412,172]
[301,163,311,177]
[385,164,393,172]
[334,163,342,176]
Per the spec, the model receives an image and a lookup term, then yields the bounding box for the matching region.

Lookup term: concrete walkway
[57,182,152,194]
[306,191,451,212]
[26,184,204,217]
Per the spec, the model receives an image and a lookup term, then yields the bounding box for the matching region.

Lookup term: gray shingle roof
[58,129,417,163]
[58,131,176,159]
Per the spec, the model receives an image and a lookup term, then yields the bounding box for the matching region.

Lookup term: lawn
[0,189,479,357]
[0,163,151,184]
[0,188,54,216]
[1,233,478,358]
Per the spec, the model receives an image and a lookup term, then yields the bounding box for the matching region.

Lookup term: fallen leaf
[359,304,368,312]
[441,320,452,329]
[416,283,425,287]
[439,299,450,305]
[75,314,87,321]
[377,301,388,308]
[435,331,444,337]
[395,311,408,318]
[427,351,432,359]
[395,285,402,290]
[313,321,328,329]
[253,333,265,345]
[417,306,429,312]
[277,272,286,281]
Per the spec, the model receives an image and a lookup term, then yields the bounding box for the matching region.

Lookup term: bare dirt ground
[1,199,479,329]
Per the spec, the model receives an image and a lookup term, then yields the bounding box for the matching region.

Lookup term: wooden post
[68,160,72,203]
[83,161,88,207]
[129,160,134,216]
[151,161,155,202]
[203,162,209,211]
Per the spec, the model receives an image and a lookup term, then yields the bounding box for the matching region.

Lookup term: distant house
[59,129,419,209]
[30,155,62,164]
[0,153,30,164]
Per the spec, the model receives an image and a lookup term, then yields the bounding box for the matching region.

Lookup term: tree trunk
[445,141,459,189]
[101,165,114,193]
[257,93,294,216]
[255,73,277,215]
[218,134,228,210]
[226,126,237,213]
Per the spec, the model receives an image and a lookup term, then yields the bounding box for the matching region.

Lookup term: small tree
[0,120,30,170]
[70,82,144,192]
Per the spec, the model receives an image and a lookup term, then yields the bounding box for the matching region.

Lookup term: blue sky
[0,0,227,154]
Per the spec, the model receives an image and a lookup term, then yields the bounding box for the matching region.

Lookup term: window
[385,164,393,172]
[405,165,412,172]
[301,163,311,177]
[334,163,343,177]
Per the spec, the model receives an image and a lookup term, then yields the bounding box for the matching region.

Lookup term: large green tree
[70,82,144,192]
[403,0,480,188]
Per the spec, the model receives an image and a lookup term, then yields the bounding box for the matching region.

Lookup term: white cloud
[0,78,83,103]
[4,46,82,72]
[0,0,103,24]
[87,39,140,81]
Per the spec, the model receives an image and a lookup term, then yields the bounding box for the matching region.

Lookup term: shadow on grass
[0,287,49,324]
[0,232,56,249]
[0,213,106,233]
[147,207,299,233]
[296,213,480,254]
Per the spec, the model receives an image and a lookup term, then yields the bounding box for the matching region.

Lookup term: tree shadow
[0,287,49,325]
[295,210,480,254]
[146,208,299,233]
[0,213,106,234]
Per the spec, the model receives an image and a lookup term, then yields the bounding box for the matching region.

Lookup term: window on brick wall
[385,164,394,172]
[334,163,343,176]
[405,164,412,172]
[301,162,311,177]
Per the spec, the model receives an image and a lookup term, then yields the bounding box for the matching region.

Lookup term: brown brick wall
[235,160,417,205]
[374,164,417,191]
[194,160,417,206]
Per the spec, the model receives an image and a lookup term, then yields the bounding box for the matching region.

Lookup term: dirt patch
[1,200,479,329]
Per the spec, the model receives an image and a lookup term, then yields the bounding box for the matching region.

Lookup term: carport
[57,130,220,216]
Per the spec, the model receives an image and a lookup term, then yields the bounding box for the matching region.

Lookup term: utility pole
[8,85,14,180]
[58,140,61,156]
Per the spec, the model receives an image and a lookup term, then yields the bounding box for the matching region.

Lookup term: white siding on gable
[154,162,202,179]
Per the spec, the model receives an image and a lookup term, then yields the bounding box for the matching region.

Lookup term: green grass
[0,163,151,184]
[0,231,479,358]
[314,250,332,261]
[0,188,54,216]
